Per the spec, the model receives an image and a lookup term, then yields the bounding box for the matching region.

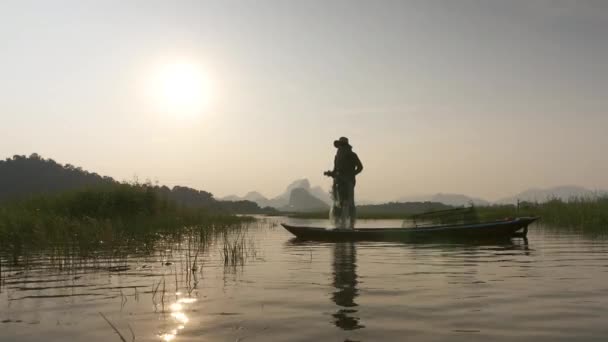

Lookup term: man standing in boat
[325,137,363,229]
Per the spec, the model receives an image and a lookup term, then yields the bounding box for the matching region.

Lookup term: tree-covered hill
[0,154,273,214]
[0,154,115,201]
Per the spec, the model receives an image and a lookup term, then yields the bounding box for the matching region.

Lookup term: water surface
[1,218,608,341]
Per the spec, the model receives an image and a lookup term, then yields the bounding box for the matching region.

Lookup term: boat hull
[281,217,538,242]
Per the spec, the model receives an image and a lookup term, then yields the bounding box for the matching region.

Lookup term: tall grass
[473,197,608,233]
[0,183,251,263]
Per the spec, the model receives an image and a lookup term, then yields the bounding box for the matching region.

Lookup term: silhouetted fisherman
[324,137,363,229]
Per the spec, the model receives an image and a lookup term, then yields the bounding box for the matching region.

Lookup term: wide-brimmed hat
[333,136,351,148]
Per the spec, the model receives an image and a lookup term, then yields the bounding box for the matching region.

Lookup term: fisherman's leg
[341,200,350,228]
[349,202,356,229]
[330,179,342,227]
[348,183,356,229]
[336,180,349,228]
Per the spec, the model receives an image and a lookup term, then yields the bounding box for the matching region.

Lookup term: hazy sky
[1,0,607,202]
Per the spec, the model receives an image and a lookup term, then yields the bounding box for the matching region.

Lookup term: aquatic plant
[99,312,134,342]
[470,196,608,233]
[217,224,258,269]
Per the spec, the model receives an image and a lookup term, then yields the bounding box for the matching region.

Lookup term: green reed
[473,196,608,233]
[0,183,252,263]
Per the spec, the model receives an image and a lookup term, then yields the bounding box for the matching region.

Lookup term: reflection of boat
[282,217,539,242]
[331,242,363,330]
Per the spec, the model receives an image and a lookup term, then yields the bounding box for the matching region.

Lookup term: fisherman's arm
[354,154,363,175]
[324,154,340,177]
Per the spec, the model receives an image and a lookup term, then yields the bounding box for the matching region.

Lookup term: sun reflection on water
[158,295,197,341]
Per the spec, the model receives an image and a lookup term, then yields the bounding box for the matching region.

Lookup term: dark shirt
[333,146,363,184]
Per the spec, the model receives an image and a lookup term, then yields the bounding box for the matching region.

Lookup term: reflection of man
[324,137,363,229]
[332,242,363,330]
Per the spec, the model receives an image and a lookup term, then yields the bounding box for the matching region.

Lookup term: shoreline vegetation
[0,154,270,273]
[286,197,608,232]
[0,183,253,262]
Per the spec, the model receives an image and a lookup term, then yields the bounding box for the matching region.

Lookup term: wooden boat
[281,217,539,242]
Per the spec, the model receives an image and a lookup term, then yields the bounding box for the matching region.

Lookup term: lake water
[1,217,608,341]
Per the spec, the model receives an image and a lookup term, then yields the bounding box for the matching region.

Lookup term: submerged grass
[99,312,132,342]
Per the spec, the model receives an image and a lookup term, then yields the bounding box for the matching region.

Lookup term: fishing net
[329,179,356,229]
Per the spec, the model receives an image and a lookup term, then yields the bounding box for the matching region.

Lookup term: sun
[152,61,211,118]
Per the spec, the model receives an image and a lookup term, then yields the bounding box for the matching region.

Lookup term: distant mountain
[309,185,332,204]
[243,191,267,202]
[237,191,272,208]
[397,193,490,207]
[396,187,608,207]
[280,188,330,212]
[220,195,241,202]
[220,178,332,211]
[497,186,608,204]
[270,179,312,207]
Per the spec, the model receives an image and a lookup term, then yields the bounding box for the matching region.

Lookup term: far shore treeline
[0,154,277,214]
